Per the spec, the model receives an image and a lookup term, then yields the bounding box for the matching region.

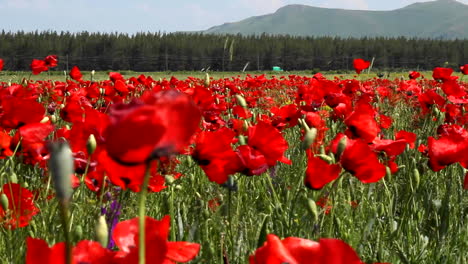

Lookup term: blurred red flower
[192,127,241,184]
[427,124,468,172]
[0,58,4,71]
[30,59,48,75]
[460,64,468,75]
[353,58,370,74]
[250,234,385,264]
[344,102,380,143]
[26,238,114,264]
[409,71,421,79]
[0,97,46,129]
[69,66,83,81]
[44,55,58,68]
[432,67,455,82]
[0,183,39,229]
[305,153,341,190]
[112,215,200,263]
[331,134,386,183]
[105,90,201,165]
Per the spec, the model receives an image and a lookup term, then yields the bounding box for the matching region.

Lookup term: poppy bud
[385,166,392,181]
[74,225,83,240]
[301,127,317,150]
[335,136,347,159]
[238,135,247,145]
[204,73,210,87]
[9,172,18,183]
[306,197,319,222]
[86,134,97,155]
[99,88,106,95]
[40,116,49,123]
[48,141,74,204]
[235,94,248,109]
[315,154,333,163]
[413,168,420,189]
[95,215,108,247]
[165,175,175,185]
[0,193,8,211]
[50,115,57,123]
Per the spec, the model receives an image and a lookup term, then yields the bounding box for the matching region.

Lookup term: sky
[0,0,467,33]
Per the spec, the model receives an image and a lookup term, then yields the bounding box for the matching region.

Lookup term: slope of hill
[204,0,468,39]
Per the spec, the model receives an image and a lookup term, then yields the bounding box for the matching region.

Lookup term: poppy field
[0,56,467,263]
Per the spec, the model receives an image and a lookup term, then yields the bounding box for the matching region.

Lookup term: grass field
[0,69,467,263]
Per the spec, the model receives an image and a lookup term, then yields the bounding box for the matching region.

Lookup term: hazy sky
[1,0,467,33]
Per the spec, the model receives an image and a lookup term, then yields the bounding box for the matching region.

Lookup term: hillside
[204,0,468,39]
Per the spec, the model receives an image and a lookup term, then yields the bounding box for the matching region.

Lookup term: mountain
[203,0,468,39]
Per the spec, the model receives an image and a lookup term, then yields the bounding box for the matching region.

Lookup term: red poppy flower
[0,58,4,71]
[246,121,291,166]
[270,104,301,129]
[112,215,200,263]
[395,130,417,149]
[97,150,166,192]
[114,80,128,93]
[69,66,83,81]
[7,123,54,166]
[104,90,201,165]
[0,97,46,129]
[249,234,381,264]
[461,64,468,75]
[109,72,125,82]
[353,58,370,74]
[427,124,468,172]
[418,89,446,115]
[232,105,252,119]
[371,138,407,157]
[305,153,341,190]
[379,114,392,129]
[332,134,386,183]
[30,59,48,75]
[441,79,466,98]
[344,102,380,143]
[432,67,454,82]
[0,183,39,229]
[0,131,13,158]
[236,145,269,176]
[26,237,114,264]
[44,55,58,68]
[192,127,242,184]
[409,71,421,79]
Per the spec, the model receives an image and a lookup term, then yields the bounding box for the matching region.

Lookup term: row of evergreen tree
[0,31,466,72]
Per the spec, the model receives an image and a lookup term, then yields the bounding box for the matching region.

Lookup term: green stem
[138,162,152,264]
[169,185,176,241]
[60,202,72,264]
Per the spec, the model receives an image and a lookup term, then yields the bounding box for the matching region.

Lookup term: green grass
[0,70,458,83]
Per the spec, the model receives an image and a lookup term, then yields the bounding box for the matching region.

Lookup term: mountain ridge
[203,0,468,39]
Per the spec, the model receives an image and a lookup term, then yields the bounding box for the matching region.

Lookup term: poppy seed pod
[48,141,74,204]
[204,72,210,87]
[0,193,8,211]
[301,127,317,150]
[235,94,248,109]
[306,197,318,222]
[86,134,97,155]
[335,136,347,159]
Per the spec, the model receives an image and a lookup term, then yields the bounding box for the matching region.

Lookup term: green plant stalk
[169,185,176,241]
[138,162,152,264]
[59,202,72,264]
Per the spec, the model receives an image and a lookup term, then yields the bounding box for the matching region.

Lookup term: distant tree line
[0,31,466,72]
